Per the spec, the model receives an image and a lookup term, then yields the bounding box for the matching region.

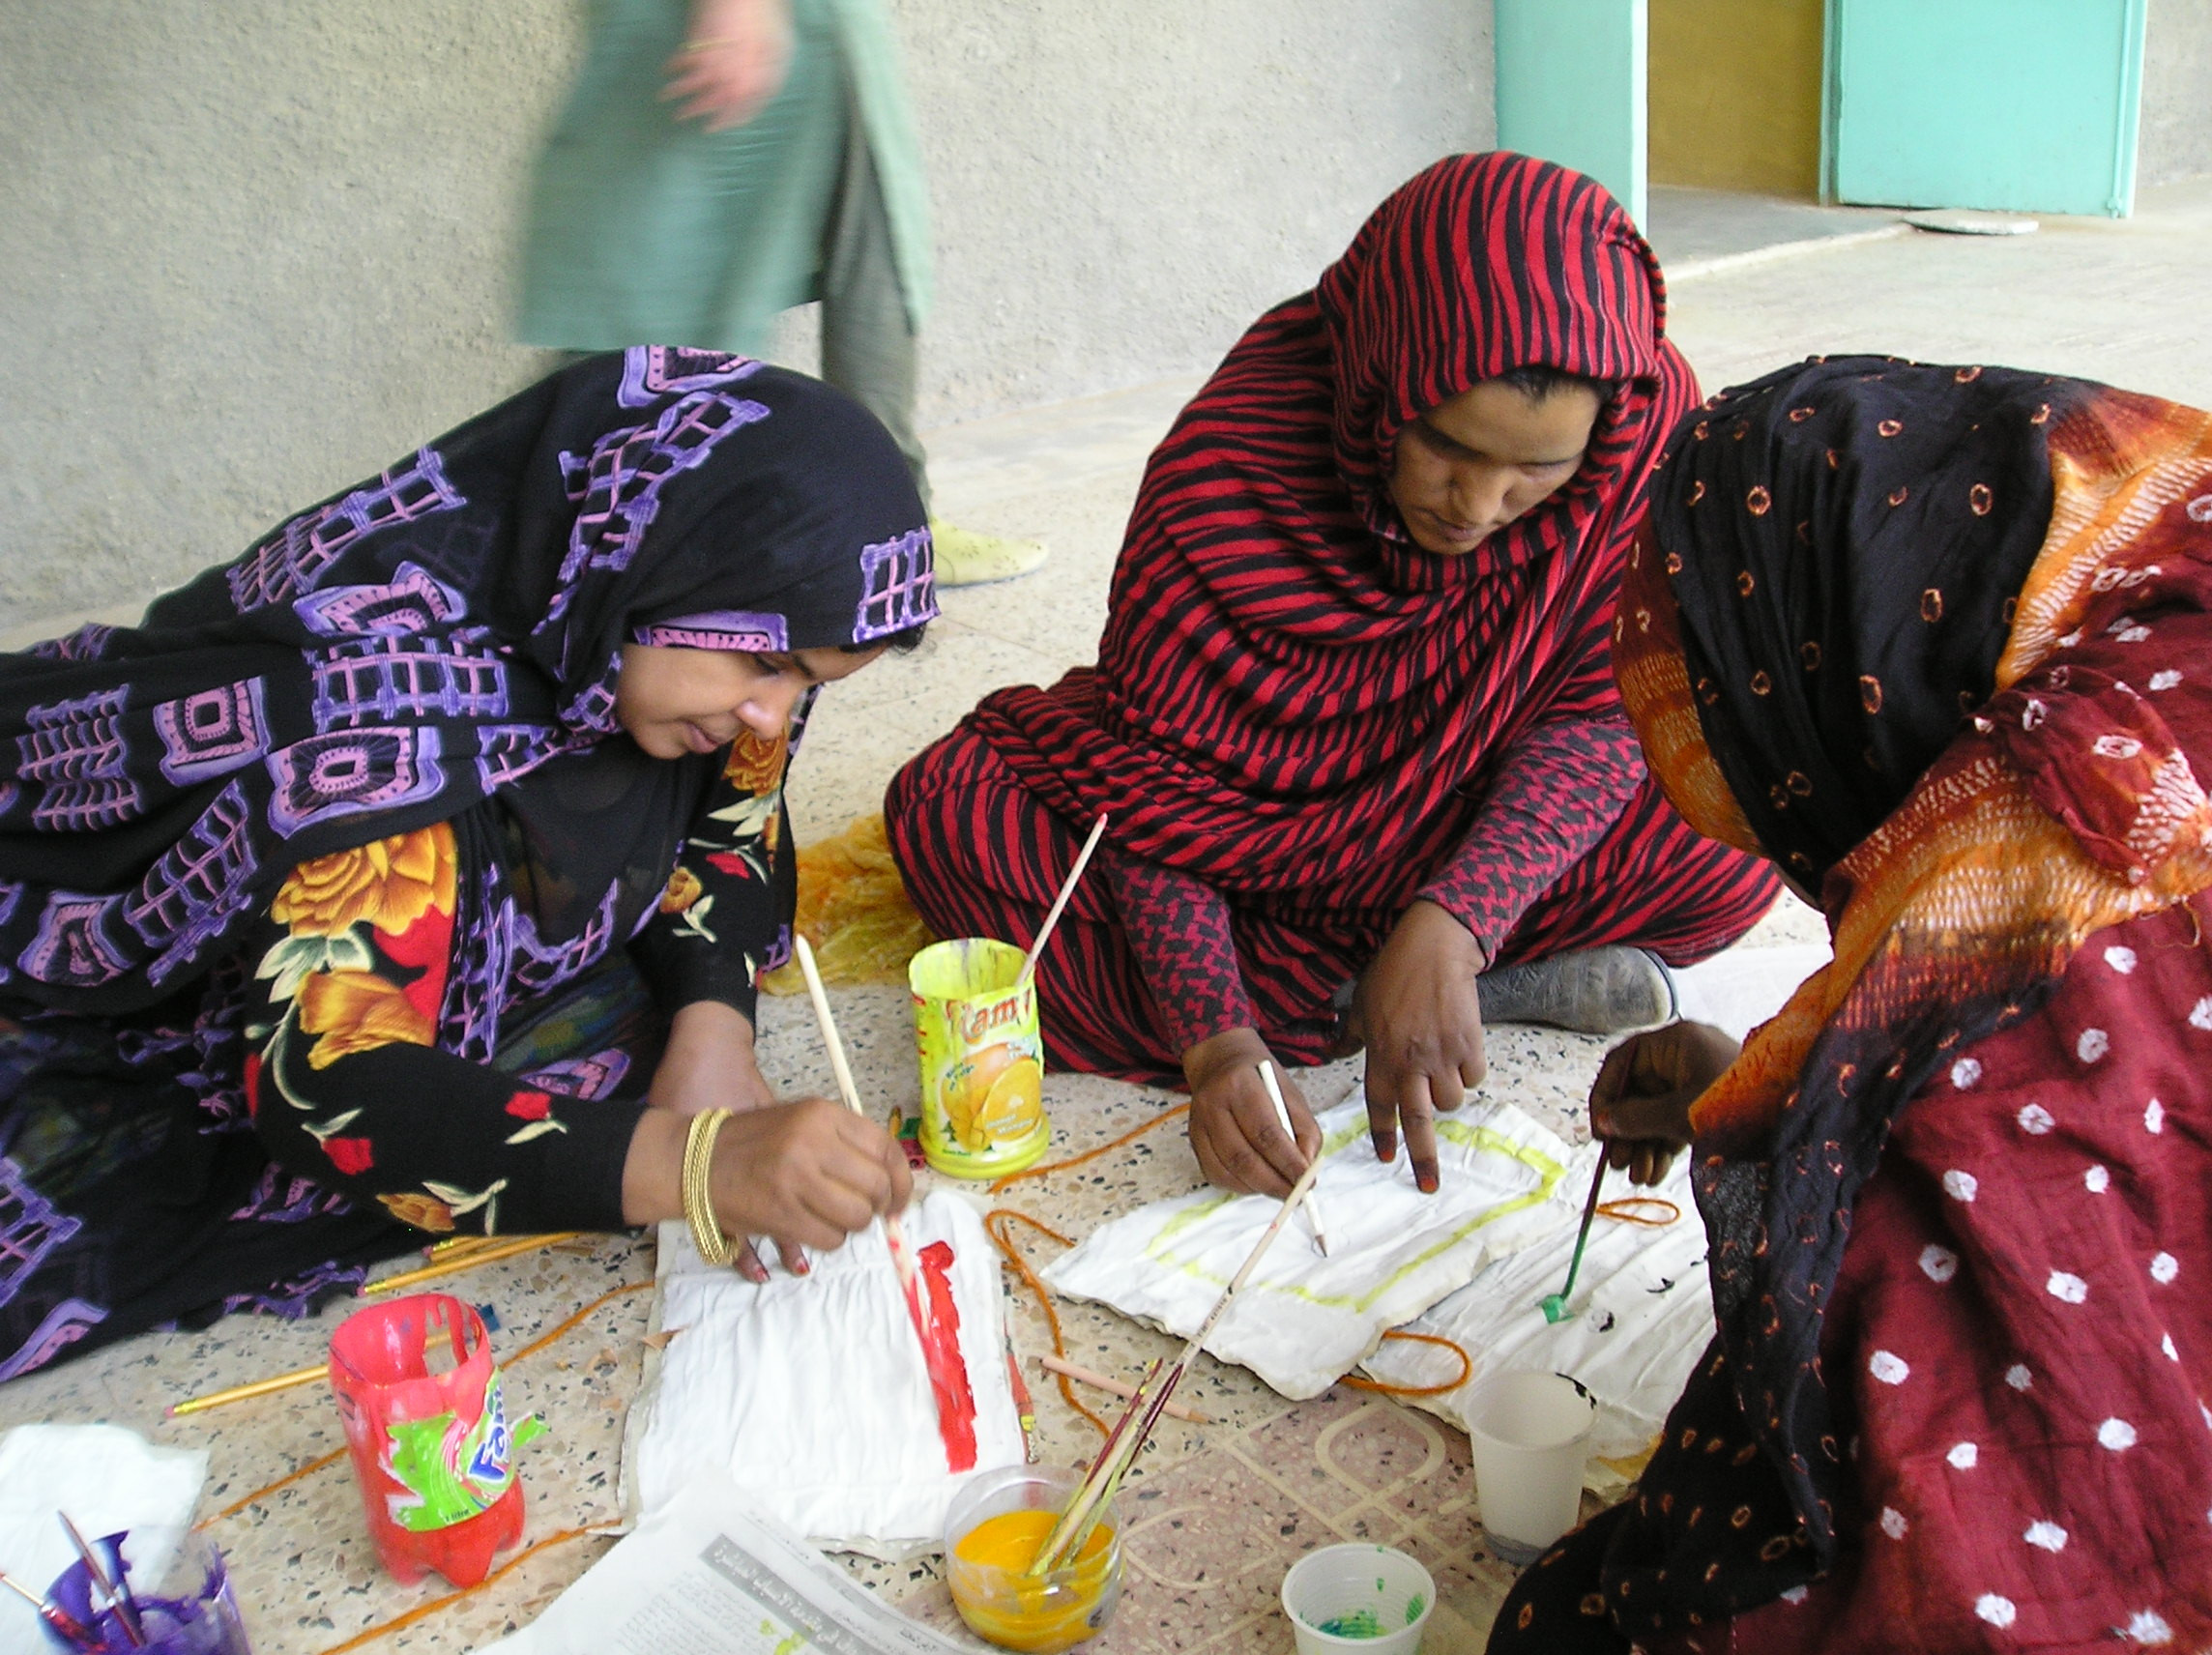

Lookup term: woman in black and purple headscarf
[0,348,932,1378]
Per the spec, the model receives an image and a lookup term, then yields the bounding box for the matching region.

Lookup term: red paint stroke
[915,1240,978,1471]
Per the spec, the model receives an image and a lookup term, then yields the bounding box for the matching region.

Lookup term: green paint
[382,1373,519,1532]
[1376,1578,1384,1592]
[1406,1596,1425,1624]
[1316,1611,1385,1640]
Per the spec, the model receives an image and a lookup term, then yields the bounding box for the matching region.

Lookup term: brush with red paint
[793,934,978,1470]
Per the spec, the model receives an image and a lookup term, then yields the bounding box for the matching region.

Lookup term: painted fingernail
[1375,1132,1397,1162]
[742,1257,770,1285]
[1414,1162,1440,1194]
[793,1253,812,1276]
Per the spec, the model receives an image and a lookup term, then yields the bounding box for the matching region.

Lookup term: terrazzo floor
[7,173,2212,1654]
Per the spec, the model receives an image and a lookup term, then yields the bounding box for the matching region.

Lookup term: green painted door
[1495,0,1647,225]
[1826,0,2145,218]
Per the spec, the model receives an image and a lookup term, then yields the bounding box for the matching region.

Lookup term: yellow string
[983,1207,1110,1437]
[987,1102,1190,1194]
[1340,1329,1474,1398]
[1595,1196,1681,1227]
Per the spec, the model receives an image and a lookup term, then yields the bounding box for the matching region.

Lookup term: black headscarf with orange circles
[1650,356,2092,887]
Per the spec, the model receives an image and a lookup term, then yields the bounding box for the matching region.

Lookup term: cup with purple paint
[42,1529,250,1654]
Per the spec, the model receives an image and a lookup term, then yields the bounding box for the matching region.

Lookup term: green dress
[519,0,932,353]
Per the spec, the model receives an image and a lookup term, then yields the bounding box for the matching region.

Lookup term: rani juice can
[910,938,1049,1177]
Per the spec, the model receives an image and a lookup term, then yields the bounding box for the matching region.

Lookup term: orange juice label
[910,939,1049,1177]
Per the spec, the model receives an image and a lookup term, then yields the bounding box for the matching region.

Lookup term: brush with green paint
[1538,1153,1610,1323]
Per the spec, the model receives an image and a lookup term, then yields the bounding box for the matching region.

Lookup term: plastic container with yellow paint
[944,1465,1122,1653]
[909,938,1049,1177]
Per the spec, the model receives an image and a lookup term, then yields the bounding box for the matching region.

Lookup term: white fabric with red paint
[621,1190,1026,1558]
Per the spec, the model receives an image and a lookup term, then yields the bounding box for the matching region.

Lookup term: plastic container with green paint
[1280,1544,1434,1655]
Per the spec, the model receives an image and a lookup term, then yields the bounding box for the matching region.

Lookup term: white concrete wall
[2140,0,2212,187]
[0,1,1493,631]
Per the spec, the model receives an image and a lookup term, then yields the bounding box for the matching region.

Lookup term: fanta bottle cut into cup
[910,938,1049,1178]
[328,1292,528,1588]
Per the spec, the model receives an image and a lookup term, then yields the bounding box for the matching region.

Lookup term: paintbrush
[791,935,933,1336]
[59,1515,142,1647]
[1538,1154,1610,1323]
[1031,1152,1324,1575]
[0,1568,95,1649]
[1038,1354,1212,1423]
[1016,815,1110,990]
[1257,1060,1329,1255]
[363,1232,585,1295]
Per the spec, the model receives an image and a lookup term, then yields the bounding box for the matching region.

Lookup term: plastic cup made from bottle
[327,1292,528,1589]
[1465,1371,1598,1566]
[944,1465,1123,1654]
[43,1530,250,1655]
[1279,1543,1436,1655]
[910,938,1049,1178]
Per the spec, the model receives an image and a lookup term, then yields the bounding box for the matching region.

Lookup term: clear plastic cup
[1466,1370,1597,1565]
[44,1530,251,1654]
[944,1465,1122,1653]
[1280,1543,1435,1655]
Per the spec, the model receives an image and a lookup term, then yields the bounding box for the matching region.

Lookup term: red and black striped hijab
[967,154,1697,906]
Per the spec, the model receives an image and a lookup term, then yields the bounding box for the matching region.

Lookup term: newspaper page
[485,1466,978,1655]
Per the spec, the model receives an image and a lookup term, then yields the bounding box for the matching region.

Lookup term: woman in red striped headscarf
[886,154,1778,1192]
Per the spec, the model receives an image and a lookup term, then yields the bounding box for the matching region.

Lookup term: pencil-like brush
[1538,1153,1610,1324]
[1031,1153,1324,1575]
[59,1514,143,1647]
[792,934,933,1340]
[1257,1060,1328,1255]
[1016,815,1109,990]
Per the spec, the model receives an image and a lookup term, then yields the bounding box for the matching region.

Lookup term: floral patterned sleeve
[243,825,642,1237]
[628,724,796,1026]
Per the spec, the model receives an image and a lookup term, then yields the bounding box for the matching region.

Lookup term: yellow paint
[948,1509,1119,1654]
[1648,0,1824,198]
[1147,1120,1567,1315]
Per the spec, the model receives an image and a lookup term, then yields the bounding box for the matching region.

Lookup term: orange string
[314,1524,618,1655]
[1595,1197,1681,1227]
[195,1280,654,1530]
[988,1103,1190,1193]
[196,1448,349,1529]
[984,1207,1110,1437]
[1340,1329,1473,1398]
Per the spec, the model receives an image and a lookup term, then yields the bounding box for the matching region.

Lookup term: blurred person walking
[520,0,1045,586]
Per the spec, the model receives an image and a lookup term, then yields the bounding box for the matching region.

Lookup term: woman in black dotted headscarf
[1492,358,2212,1652]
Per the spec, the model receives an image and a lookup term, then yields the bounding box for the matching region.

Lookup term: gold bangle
[683,1108,736,1265]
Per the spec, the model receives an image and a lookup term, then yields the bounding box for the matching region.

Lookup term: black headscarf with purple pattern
[0,348,933,1013]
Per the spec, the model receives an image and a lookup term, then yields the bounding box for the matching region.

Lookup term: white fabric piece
[1669,944,1830,1042]
[1043,1099,1583,1399]
[622,1190,1026,1559]
[1359,1147,1715,1491]
[0,1423,208,1655]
